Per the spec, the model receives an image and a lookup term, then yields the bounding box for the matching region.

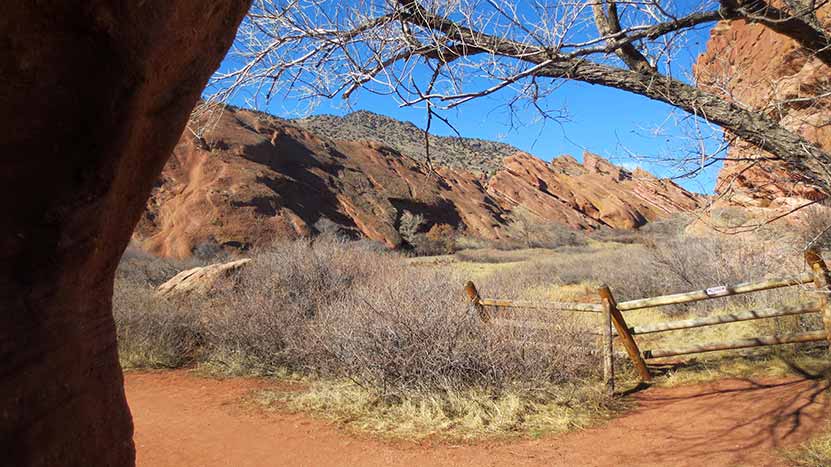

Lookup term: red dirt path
[126,371,830,467]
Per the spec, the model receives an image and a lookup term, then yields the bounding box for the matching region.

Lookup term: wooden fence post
[805,250,831,348]
[464,281,488,322]
[599,286,615,395]
[599,285,652,383]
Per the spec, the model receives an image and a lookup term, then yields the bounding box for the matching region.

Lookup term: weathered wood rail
[466,250,831,395]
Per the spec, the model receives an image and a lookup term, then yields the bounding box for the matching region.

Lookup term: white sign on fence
[705,285,729,297]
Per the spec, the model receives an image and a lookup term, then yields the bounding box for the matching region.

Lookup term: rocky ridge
[294,110,518,175]
[134,107,705,258]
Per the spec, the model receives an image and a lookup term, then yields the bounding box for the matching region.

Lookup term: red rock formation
[696,6,831,203]
[136,108,509,254]
[487,151,703,230]
[0,2,249,465]
[136,108,705,256]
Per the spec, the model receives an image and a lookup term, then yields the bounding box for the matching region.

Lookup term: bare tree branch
[207,0,831,197]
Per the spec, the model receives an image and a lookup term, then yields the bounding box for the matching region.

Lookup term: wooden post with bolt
[464,281,488,322]
[599,285,652,384]
[805,249,831,348]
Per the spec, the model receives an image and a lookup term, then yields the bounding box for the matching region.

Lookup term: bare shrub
[313,216,357,240]
[453,235,490,251]
[477,233,809,317]
[602,235,804,316]
[635,214,693,239]
[589,214,692,245]
[116,242,187,286]
[407,223,457,256]
[199,237,397,374]
[801,204,831,252]
[191,239,229,262]
[114,237,599,397]
[112,279,202,368]
[503,208,588,250]
[312,267,598,397]
[397,210,424,244]
[197,237,598,393]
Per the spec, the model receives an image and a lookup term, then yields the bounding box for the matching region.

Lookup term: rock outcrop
[135,107,705,257]
[157,259,251,298]
[0,2,249,465]
[488,152,703,230]
[696,7,831,204]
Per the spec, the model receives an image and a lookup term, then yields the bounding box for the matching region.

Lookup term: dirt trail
[126,371,829,467]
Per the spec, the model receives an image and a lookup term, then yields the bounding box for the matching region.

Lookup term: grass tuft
[784,427,831,467]
[253,379,624,441]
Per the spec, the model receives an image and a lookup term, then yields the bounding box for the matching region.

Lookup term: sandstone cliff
[696,7,831,206]
[135,107,704,258]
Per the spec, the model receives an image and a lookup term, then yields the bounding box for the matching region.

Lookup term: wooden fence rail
[465,249,831,395]
[479,298,603,313]
[629,304,821,335]
[615,273,815,312]
[643,330,828,359]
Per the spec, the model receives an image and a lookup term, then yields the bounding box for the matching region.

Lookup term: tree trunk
[0,1,250,465]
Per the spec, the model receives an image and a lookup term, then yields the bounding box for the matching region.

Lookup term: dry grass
[253,379,622,441]
[784,423,831,467]
[115,225,830,440]
[650,350,830,387]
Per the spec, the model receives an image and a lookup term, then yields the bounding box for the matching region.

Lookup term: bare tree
[207,0,831,194]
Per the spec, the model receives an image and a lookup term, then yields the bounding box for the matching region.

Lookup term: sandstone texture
[488,152,703,230]
[696,6,831,204]
[135,107,704,257]
[0,1,249,465]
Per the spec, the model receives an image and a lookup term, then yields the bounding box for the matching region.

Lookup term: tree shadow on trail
[616,356,831,466]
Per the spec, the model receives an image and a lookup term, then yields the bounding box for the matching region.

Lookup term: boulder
[157,259,251,298]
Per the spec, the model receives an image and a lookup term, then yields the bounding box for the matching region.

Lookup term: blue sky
[218,3,723,194]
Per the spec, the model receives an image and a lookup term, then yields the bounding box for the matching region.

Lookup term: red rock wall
[0,1,249,465]
[696,7,831,203]
[136,109,705,257]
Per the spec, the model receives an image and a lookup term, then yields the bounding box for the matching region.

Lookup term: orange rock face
[136,108,705,257]
[0,1,249,465]
[487,152,703,230]
[696,8,831,202]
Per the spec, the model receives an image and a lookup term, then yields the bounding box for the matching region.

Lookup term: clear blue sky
[218,5,723,194]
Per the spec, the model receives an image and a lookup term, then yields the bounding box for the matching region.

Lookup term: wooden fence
[465,250,831,395]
